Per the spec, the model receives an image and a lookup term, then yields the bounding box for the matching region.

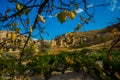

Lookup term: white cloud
[32,38,38,41]
[75,8,83,13]
[48,14,57,18]
[87,4,93,8]
[110,0,118,11]
[40,15,55,18]
[48,15,54,18]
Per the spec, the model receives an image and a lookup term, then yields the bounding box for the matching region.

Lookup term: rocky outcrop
[0,31,32,52]
[52,23,120,48]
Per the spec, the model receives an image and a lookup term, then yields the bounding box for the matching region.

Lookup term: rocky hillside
[0,23,120,54]
[51,23,120,49]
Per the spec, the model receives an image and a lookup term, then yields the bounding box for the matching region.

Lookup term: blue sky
[0,0,120,40]
[42,0,120,40]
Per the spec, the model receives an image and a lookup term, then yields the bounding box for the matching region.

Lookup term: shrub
[0,48,120,80]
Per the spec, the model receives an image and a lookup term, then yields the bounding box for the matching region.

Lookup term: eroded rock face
[20,24,120,49]
[52,24,120,48]
[0,31,32,52]
[52,32,90,48]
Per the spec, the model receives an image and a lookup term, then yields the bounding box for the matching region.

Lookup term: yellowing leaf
[114,72,120,79]
[108,54,112,62]
[15,28,20,33]
[37,14,45,23]
[78,23,82,27]
[30,26,32,35]
[63,10,69,16]
[74,23,82,31]
[69,11,76,20]
[16,3,23,11]
[84,19,89,24]
[57,11,68,24]
[11,32,16,41]
[75,3,79,9]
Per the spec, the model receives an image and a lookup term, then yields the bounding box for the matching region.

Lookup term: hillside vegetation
[0,23,120,80]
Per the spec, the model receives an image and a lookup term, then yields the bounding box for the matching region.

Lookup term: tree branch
[18,0,49,75]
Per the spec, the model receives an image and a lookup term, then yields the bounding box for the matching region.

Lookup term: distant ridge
[99,23,120,34]
[52,23,120,49]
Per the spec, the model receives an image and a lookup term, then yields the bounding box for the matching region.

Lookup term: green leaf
[25,9,30,15]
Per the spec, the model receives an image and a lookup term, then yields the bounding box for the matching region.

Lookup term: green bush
[72,42,87,48]
[80,48,92,54]
[0,48,120,80]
